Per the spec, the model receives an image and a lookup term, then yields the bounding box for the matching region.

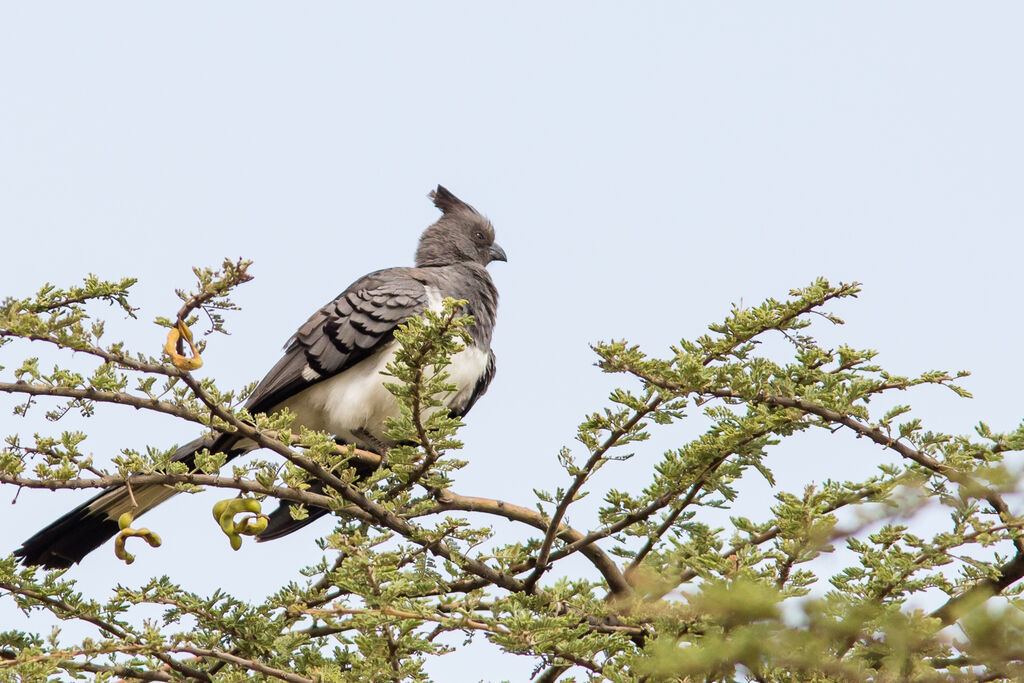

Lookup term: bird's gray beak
[489,243,508,263]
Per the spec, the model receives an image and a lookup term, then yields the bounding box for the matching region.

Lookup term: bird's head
[415,185,508,268]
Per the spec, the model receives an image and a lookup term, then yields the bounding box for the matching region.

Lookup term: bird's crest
[430,185,477,215]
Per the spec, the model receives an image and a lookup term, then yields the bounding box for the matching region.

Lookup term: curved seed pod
[114,527,162,565]
[217,498,261,532]
[236,515,269,536]
[164,319,203,370]
[212,497,265,551]
[212,498,232,521]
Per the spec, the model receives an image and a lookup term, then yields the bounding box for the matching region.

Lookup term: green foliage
[2,267,1024,681]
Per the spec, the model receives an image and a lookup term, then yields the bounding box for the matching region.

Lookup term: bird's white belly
[276,340,489,449]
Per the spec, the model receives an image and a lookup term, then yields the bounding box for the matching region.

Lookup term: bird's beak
[489,243,508,263]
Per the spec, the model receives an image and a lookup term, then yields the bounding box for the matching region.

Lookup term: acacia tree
[1,261,1023,682]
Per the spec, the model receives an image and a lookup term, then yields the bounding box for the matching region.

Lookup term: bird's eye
[474,231,485,240]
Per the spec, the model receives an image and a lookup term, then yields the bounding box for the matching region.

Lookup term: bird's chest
[277,340,489,451]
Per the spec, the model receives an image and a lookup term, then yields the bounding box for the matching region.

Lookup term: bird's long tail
[15,435,246,568]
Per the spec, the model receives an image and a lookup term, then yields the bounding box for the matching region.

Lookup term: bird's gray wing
[245,268,428,414]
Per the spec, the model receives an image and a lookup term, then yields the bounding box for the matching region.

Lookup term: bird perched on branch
[16,185,506,568]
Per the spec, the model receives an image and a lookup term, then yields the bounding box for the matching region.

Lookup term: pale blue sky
[1,3,1023,680]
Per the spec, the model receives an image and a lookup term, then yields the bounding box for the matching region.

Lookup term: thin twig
[383,309,463,499]
[0,381,206,425]
[526,396,662,592]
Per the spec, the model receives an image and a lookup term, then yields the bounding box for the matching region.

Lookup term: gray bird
[16,185,506,568]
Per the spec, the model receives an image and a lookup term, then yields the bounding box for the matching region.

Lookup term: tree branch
[710,389,1024,553]
[0,472,349,516]
[172,646,312,683]
[304,605,508,636]
[428,491,630,597]
[0,381,206,425]
[0,583,212,681]
[73,661,172,682]
[526,396,662,592]
[696,385,1024,617]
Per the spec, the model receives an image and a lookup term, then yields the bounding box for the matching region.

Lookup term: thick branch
[65,661,171,682]
[4,333,186,378]
[0,645,174,682]
[304,605,507,635]
[535,665,570,683]
[931,553,1024,626]
[429,491,630,597]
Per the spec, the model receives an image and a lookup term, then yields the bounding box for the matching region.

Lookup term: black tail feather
[14,435,242,568]
[256,503,332,542]
[255,458,380,543]
[14,500,123,569]
[16,434,385,567]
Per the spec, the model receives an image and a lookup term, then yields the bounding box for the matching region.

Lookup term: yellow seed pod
[218,498,261,532]
[213,497,264,551]
[236,515,269,536]
[135,528,162,549]
[164,319,203,371]
[114,533,135,565]
[212,498,232,521]
[113,526,162,565]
